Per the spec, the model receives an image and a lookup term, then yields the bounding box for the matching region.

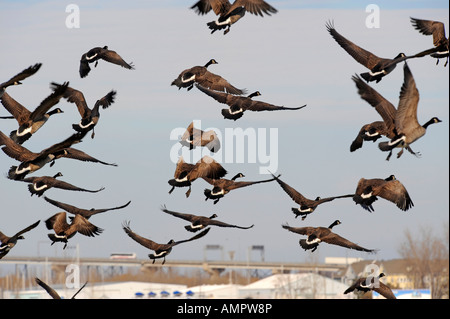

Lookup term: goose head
[209,213,218,219]
[385,175,396,181]
[329,220,341,229]
[231,173,245,180]
[205,59,218,68]
[248,91,261,99]
[53,172,63,178]
[423,117,442,129]
[48,108,64,116]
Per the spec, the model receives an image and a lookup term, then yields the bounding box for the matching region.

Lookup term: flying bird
[0,220,40,259]
[168,155,227,197]
[160,205,254,232]
[282,220,377,253]
[202,173,278,204]
[45,212,103,249]
[191,0,277,35]
[171,59,245,95]
[0,63,42,98]
[180,121,221,153]
[122,221,211,264]
[1,82,68,144]
[196,84,306,120]
[271,173,353,220]
[326,20,409,83]
[50,82,116,139]
[344,272,396,299]
[79,46,135,78]
[410,17,449,66]
[0,130,85,180]
[35,277,88,299]
[43,196,131,220]
[352,175,414,212]
[377,63,441,160]
[12,172,105,197]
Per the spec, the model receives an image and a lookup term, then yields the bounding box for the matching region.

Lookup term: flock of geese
[0,0,448,299]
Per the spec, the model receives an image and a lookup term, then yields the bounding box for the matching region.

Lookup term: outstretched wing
[160,205,198,222]
[122,221,162,251]
[35,277,61,299]
[13,220,40,238]
[320,232,376,253]
[173,227,211,246]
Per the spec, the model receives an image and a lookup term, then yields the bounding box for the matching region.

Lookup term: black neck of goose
[204,60,215,68]
[328,220,340,229]
[422,118,439,129]
[248,92,259,98]
[231,174,242,181]
[47,108,61,116]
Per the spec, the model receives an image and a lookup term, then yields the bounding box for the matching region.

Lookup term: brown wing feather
[122,221,166,251]
[320,232,375,252]
[326,21,382,70]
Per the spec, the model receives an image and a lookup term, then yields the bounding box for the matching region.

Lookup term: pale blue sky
[0,1,448,269]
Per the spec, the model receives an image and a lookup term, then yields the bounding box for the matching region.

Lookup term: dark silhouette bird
[43,196,131,220]
[326,20,409,83]
[160,205,254,232]
[352,175,414,212]
[191,0,277,35]
[1,82,68,144]
[45,212,102,249]
[0,220,40,259]
[0,130,86,180]
[79,46,134,78]
[50,82,116,139]
[270,173,353,220]
[0,63,42,98]
[171,59,245,95]
[122,221,211,264]
[12,172,105,197]
[168,155,227,197]
[196,84,306,120]
[377,63,442,160]
[180,121,221,153]
[282,220,377,253]
[410,17,449,66]
[202,173,278,204]
[344,272,396,299]
[35,277,88,299]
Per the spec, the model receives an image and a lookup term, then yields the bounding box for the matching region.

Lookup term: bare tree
[398,223,449,299]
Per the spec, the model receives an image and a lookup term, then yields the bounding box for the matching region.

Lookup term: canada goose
[353,175,414,212]
[410,17,449,66]
[161,204,254,232]
[35,277,88,299]
[378,63,442,160]
[180,121,221,153]
[0,220,40,259]
[0,63,42,97]
[1,82,68,144]
[270,173,353,220]
[79,46,135,78]
[122,221,211,264]
[12,172,105,197]
[326,21,409,83]
[350,74,399,153]
[202,173,278,204]
[282,220,377,253]
[51,83,116,137]
[43,196,131,220]
[0,130,85,180]
[171,59,245,95]
[191,0,277,35]
[344,272,396,299]
[50,82,116,139]
[196,84,307,120]
[45,212,103,249]
[168,155,227,197]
